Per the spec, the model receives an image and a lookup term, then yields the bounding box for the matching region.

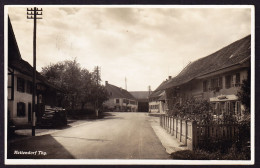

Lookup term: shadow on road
[67,112,124,122]
[52,135,112,142]
[8,134,75,159]
[38,124,72,130]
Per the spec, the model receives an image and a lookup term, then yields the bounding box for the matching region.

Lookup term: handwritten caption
[14,150,47,156]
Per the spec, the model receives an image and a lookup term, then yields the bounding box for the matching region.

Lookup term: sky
[7,6,252,91]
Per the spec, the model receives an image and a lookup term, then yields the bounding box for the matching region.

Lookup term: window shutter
[17,102,25,117]
[235,101,238,115]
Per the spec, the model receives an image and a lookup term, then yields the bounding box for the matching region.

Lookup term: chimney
[168,76,172,80]
[105,81,108,86]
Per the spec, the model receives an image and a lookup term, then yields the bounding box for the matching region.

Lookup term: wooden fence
[160,114,239,150]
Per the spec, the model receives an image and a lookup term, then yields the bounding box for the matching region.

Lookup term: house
[104,81,138,112]
[151,35,251,119]
[148,81,167,114]
[7,17,63,127]
[130,91,150,112]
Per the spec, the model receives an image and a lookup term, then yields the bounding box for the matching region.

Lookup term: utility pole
[94,66,100,118]
[27,7,42,136]
[125,77,127,91]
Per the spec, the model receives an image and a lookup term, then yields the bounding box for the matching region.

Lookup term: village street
[8,112,170,159]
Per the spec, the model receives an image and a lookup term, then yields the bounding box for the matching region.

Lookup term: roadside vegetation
[41,58,109,116]
[171,144,250,160]
[169,71,251,160]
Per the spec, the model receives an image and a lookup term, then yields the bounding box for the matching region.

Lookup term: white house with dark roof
[104,81,138,112]
[151,35,251,119]
[8,17,63,127]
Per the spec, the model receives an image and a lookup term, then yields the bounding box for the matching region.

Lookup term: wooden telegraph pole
[95,66,100,118]
[27,7,42,136]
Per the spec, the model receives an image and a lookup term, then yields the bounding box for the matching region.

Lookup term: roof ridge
[154,34,251,91]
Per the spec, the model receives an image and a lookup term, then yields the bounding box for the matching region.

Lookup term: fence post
[166,116,168,130]
[176,118,178,138]
[171,117,174,135]
[164,115,166,129]
[160,115,161,126]
[180,118,182,142]
[167,116,171,132]
[172,117,174,136]
[192,121,197,150]
[185,120,188,146]
[169,117,172,134]
[166,116,168,129]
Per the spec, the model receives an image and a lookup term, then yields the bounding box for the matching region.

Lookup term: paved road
[8,112,170,159]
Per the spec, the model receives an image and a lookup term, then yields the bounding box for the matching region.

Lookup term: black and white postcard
[4,4,255,165]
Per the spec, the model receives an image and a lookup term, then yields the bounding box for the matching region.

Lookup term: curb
[148,116,188,154]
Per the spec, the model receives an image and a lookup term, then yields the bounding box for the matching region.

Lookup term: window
[235,101,241,116]
[235,73,240,86]
[26,81,33,94]
[116,99,119,104]
[17,102,25,117]
[219,77,223,89]
[220,102,225,115]
[225,75,231,89]
[17,77,25,92]
[130,100,136,105]
[226,102,230,114]
[214,102,220,115]
[230,101,235,115]
[203,80,208,92]
[126,99,129,104]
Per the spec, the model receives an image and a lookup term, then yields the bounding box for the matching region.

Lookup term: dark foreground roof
[156,35,251,91]
[105,83,136,100]
[9,58,61,90]
[8,17,62,91]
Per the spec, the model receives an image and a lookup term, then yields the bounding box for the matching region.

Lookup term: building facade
[104,81,138,112]
[8,17,62,127]
[130,91,150,112]
[151,35,251,119]
[148,89,166,114]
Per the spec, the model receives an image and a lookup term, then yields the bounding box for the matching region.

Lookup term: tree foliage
[237,70,250,114]
[41,59,109,111]
[168,98,213,123]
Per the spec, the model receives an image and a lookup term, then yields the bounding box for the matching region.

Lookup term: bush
[171,146,250,160]
[168,98,213,123]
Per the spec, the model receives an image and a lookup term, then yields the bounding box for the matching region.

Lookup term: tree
[168,97,213,123]
[237,70,250,114]
[41,59,109,112]
[90,66,109,111]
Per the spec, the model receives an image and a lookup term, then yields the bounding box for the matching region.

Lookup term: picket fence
[160,114,239,150]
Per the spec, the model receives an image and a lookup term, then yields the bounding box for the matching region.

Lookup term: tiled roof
[105,83,136,100]
[148,80,167,98]
[148,89,164,99]
[156,35,251,91]
[130,91,150,101]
